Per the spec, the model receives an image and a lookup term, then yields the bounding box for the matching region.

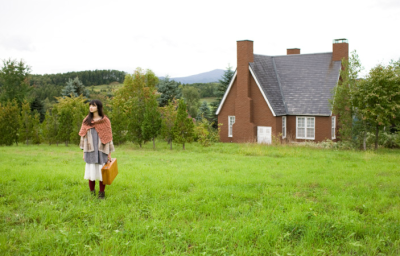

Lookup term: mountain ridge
[160,69,225,84]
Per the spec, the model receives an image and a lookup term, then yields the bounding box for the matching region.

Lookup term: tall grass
[1,142,399,255]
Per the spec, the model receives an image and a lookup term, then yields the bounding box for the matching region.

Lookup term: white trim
[215,71,237,115]
[331,116,336,139]
[228,116,235,137]
[296,116,315,140]
[282,116,286,139]
[249,66,276,116]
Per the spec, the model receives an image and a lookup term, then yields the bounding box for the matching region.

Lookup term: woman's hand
[108,153,112,162]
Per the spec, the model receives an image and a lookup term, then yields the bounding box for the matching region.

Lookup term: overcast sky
[0,0,399,78]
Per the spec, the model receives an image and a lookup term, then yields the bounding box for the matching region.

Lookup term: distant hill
[161,69,225,84]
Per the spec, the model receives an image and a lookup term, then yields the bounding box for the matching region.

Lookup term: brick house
[216,39,349,143]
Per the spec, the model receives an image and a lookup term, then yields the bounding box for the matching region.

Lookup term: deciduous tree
[182,86,200,118]
[0,99,20,145]
[160,100,178,150]
[173,99,194,150]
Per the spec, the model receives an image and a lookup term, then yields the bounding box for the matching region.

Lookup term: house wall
[218,78,237,142]
[286,115,337,142]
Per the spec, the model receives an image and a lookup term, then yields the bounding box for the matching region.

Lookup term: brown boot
[91,190,96,196]
[98,191,105,199]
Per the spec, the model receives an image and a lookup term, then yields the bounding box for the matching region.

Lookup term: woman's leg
[98,181,106,199]
[89,180,95,191]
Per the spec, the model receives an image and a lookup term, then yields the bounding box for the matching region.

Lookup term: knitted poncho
[79,115,113,144]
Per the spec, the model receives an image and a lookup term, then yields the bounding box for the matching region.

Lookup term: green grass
[1,142,400,255]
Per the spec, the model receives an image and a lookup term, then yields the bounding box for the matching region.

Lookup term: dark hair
[84,100,104,125]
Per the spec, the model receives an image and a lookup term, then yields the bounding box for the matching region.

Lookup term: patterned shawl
[78,115,113,144]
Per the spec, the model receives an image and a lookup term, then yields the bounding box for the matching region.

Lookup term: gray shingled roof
[250,53,341,116]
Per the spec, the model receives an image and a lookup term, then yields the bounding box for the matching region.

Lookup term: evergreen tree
[173,99,194,150]
[30,97,45,122]
[0,59,31,105]
[19,100,34,145]
[31,110,42,144]
[210,65,234,127]
[160,100,178,150]
[142,91,162,149]
[61,77,89,98]
[157,76,181,107]
[0,99,20,146]
[197,101,211,121]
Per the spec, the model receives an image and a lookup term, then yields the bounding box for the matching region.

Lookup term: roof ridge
[272,57,288,114]
[255,52,333,57]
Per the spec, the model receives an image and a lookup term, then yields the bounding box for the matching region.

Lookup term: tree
[173,99,195,150]
[156,76,181,107]
[54,95,87,146]
[182,86,200,118]
[42,108,59,145]
[19,100,34,145]
[61,77,89,98]
[116,68,159,147]
[331,51,363,142]
[142,90,162,149]
[197,101,211,121]
[31,110,42,144]
[0,99,20,146]
[30,97,45,122]
[0,59,31,105]
[210,65,234,127]
[160,100,178,150]
[352,64,400,150]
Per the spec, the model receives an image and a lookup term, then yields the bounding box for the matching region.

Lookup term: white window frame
[332,116,336,139]
[228,116,235,137]
[296,116,315,140]
[282,116,286,139]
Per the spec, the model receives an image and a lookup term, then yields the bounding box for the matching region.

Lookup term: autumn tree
[0,99,20,146]
[173,99,194,150]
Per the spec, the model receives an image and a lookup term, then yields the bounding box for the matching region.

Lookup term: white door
[257,126,271,144]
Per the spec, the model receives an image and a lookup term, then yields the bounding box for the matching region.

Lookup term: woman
[79,100,114,199]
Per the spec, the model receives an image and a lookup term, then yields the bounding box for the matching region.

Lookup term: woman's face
[89,104,98,113]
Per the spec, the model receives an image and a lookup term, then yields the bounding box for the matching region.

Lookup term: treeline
[0,68,220,148]
[30,69,126,87]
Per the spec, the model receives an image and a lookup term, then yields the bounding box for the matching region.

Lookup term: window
[282,116,286,138]
[296,117,315,140]
[332,116,336,139]
[228,116,235,137]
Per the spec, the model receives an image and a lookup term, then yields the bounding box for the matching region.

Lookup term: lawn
[1,142,399,255]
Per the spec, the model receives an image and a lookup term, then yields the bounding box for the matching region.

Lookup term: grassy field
[1,142,400,255]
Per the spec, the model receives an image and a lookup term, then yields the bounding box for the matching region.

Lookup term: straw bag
[101,158,118,185]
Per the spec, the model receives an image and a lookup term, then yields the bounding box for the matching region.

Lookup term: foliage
[182,86,200,118]
[0,58,31,105]
[194,118,220,147]
[210,65,234,127]
[142,90,162,149]
[61,77,90,98]
[331,51,363,142]
[353,63,400,150]
[0,99,20,145]
[172,99,194,149]
[196,101,211,121]
[53,95,87,146]
[30,69,126,87]
[182,82,218,98]
[41,109,59,145]
[30,97,45,122]
[159,100,178,149]
[156,76,181,107]
[19,100,34,145]
[116,68,159,147]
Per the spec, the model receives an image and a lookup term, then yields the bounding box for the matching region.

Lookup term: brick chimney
[287,48,300,55]
[332,38,349,61]
[235,40,256,142]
